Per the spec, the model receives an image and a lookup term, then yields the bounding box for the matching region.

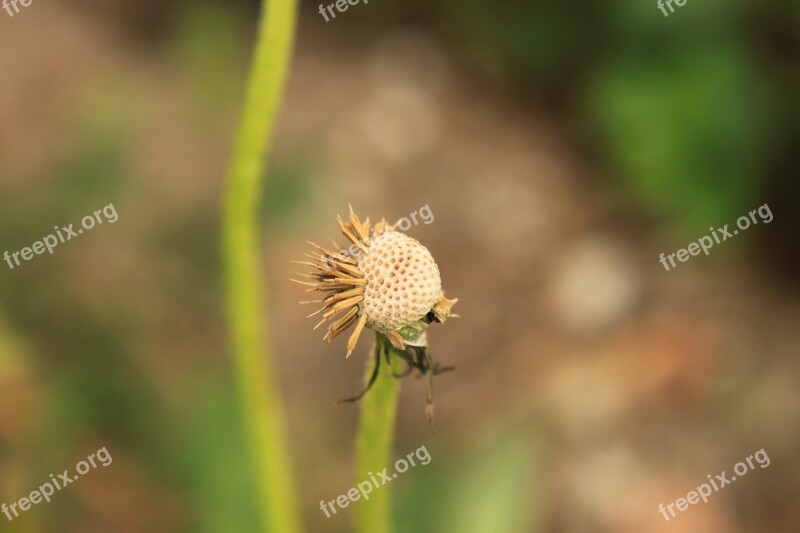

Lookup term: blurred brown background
[1,0,799,532]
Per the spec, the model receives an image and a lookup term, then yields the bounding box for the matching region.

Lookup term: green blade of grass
[221,0,301,532]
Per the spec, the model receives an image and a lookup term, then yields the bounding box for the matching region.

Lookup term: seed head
[292,205,456,358]
[359,231,442,333]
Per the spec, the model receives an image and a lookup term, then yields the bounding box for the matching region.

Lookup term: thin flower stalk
[222,0,301,532]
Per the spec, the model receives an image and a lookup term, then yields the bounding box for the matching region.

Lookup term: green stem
[221,0,300,532]
[355,334,406,533]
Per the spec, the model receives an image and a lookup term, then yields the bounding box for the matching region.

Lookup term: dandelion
[292,205,457,421]
[293,205,457,533]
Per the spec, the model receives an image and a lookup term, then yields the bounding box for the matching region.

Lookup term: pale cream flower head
[293,205,457,357]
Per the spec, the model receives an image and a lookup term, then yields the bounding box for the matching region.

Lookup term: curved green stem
[355,334,406,533]
[221,0,300,532]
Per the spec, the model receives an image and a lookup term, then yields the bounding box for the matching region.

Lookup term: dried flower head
[292,205,457,358]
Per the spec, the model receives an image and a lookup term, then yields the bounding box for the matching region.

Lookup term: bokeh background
[1,0,799,531]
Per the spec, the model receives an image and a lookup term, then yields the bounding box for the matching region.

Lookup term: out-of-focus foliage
[355,0,797,236]
[167,1,250,119]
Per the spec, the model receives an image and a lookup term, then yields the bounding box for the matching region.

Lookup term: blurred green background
[0,0,798,531]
